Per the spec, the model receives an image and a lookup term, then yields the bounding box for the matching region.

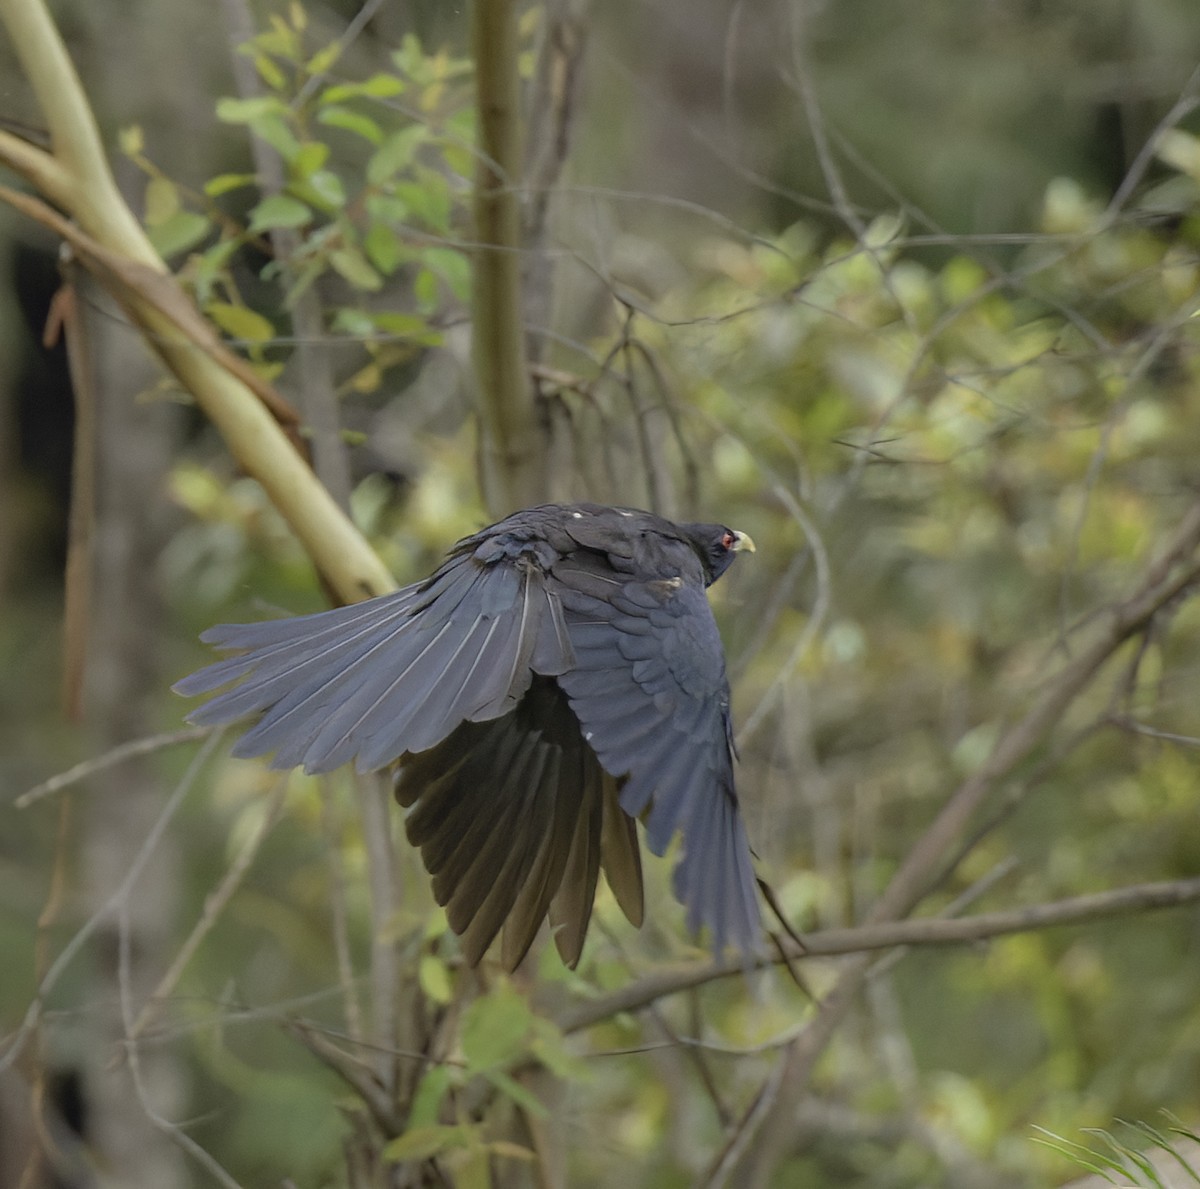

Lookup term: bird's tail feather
[396,677,644,969]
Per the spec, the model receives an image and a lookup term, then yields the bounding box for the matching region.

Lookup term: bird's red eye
[721,530,735,550]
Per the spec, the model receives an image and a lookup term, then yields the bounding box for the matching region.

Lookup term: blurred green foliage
[8,2,1200,1187]
[122,3,472,395]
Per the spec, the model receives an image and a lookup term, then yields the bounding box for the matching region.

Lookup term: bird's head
[682,522,756,585]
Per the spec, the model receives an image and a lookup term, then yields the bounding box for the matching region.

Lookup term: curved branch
[0,127,71,206]
[1,0,159,263]
[0,0,395,603]
[558,874,1200,1034]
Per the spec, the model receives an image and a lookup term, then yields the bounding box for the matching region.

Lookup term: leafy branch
[0,0,394,603]
[712,496,1200,1186]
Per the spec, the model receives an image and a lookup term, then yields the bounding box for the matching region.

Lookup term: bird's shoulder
[454,504,704,589]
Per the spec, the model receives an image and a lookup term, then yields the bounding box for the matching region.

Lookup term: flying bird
[175,502,760,969]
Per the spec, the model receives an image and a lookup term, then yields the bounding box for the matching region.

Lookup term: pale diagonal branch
[0,0,393,603]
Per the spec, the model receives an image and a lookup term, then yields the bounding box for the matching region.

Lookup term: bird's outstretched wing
[553,551,760,956]
[395,675,643,969]
[174,502,759,964]
[173,537,575,773]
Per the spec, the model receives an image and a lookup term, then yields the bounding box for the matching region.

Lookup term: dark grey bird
[174,502,760,969]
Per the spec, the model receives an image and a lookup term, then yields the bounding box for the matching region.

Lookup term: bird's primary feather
[175,502,759,967]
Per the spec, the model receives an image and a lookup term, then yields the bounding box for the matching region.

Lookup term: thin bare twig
[1,731,224,1076]
[321,777,365,1047]
[354,773,402,1098]
[15,727,211,808]
[286,1018,399,1135]
[736,483,832,746]
[523,0,590,370]
[118,893,247,1189]
[127,775,292,1044]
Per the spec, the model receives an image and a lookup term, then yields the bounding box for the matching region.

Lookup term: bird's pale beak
[731,530,756,554]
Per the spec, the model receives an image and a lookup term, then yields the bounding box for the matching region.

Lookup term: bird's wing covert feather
[172,531,574,773]
[553,551,760,955]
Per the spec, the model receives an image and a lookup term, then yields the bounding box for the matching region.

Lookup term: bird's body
[175,503,759,967]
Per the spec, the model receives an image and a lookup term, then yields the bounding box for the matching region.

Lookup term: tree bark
[79,278,187,1189]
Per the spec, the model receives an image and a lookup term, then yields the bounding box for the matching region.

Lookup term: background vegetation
[4,1,1200,1186]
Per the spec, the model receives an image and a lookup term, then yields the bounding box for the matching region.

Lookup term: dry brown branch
[45,279,96,720]
[557,872,1200,1034]
[285,1019,400,1135]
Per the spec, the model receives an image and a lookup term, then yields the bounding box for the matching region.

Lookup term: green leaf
[329,247,383,291]
[248,27,296,61]
[317,105,384,145]
[369,312,435,338]
[144,176,180,226]
[529,1018,590,1084]
[418,954,453,1004]
[367,126,425,186]
[414,266,438,312]
[347,360,382,393]
[149,211,211,259]
[282,256,327,306]
[460,983,531,1072]
[482,1070,547,1118]
[395,173,450,232]
[247,194,311,233]
[306,39,342,78]
[192,238,240,304]
[408,1065,453,1129]
[207,301,276,344]
[250,115,302,162]
[216,96,287,124]
[455,1145,492,1189]
[421,246,470,302]
[295,169,346,212]
[1158,129,1200,186]
[252,52,287,92]
[392,34,427,78]
[331,308,377,338]
[363,222,402,274]
[319,73,405,104]
[366,193,409,224]
[289,141,330,180]
[205,172,258,198]
[118,124,144,157]
[443,139,475,179]
[383,1124,472,1163]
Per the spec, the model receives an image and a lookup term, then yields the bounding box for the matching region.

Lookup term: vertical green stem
[471,0,546,513]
